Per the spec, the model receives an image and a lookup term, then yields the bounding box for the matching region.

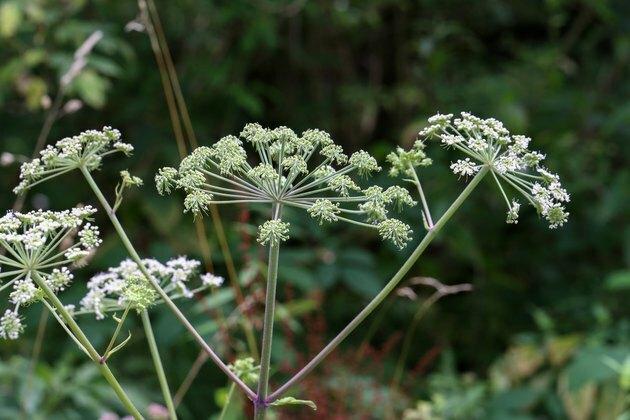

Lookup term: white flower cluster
[79,256,224,319]
[14,127,133,194]
[156,123,417,249]
[0,207,100,340]
[420,112,569,228]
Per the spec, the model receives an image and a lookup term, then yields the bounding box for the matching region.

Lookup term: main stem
[31,272,143,419]
[267,167,489,402]
[80,167,256,401]
[141,310,177,419]
[254,203,283,420]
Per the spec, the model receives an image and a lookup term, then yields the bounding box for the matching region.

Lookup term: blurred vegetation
[0,0,628,418]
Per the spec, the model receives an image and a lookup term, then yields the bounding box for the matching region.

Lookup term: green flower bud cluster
[158,123,417,249]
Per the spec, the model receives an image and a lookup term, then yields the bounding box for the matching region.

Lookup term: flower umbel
[78,256,223,319]
[158,123,416,248]
[13,127,134,195]
[0,206,100,339]
[418,112,569,228]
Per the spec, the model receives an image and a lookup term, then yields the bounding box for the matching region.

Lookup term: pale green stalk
[254,203,283,420]
[267,166,489,402]
[409,165,434,227]
[80,166,257,401]
[218,382,237,420]
[391,292,441,387]
[103,304,131,359]
[30,272,144,419]
[141,310,177,420]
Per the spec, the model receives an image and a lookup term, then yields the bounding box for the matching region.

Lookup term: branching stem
[266,166,489,402]
[80,166,257,401]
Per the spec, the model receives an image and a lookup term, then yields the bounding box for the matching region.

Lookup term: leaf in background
[605,270,630,290]
[72,69,110,108]
[564,346,629,391]
[21,76,48,110]
[0,2,21,38]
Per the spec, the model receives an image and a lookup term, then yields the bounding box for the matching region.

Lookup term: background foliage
[0,0,628,418]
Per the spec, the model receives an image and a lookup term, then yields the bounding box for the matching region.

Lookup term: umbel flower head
[14,127,134,195]
[0,206,100,339]
[414,112,570,228]
[78,256,224,319]
[156,123,417,249]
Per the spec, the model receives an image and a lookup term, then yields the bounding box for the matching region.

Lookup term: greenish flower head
[119,170,143,188]
[158,123,416,249]
[14,127,134,195]
[121,274,157,312]
[229,357,260,385]
[415,112,570,229]
[257,219,290,245]
[0,206,100,340]
[386,139,432,177]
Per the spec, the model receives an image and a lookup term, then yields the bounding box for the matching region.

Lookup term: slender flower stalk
[254,203,282,419]
[141,310,177,420]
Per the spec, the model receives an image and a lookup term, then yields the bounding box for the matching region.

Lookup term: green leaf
[72,69,110,108]
[269,396,317,411]
[0,2,22,38]
[605,270,630,290]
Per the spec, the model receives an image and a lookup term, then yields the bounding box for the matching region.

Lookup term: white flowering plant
[4,112,568,419]
[78,256,223,319]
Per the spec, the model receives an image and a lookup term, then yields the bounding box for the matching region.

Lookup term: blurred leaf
[71,69,110,108]
[564,346,629,391]
[0,2,22,38]
[605,270,630,290]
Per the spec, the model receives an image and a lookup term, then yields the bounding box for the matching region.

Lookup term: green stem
[80,167,256,401]
[391,292,441,388]
[267,166,489,402]
[30,272,143,419]
[409,165,434,227]
[254,203,283,420]
[141,310,177,420]
[103,304,131,359]
[218,382,237,420]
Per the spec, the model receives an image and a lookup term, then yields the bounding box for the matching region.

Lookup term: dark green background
[0,0,628,418]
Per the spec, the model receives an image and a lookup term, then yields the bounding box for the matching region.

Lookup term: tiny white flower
[201,273,224,287]
[450,158,479,177]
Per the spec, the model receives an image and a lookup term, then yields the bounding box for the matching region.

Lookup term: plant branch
[141,310,177,419]
[30,272,143,419]
[267,166,489,402]
[254,202,283,419]
[80,166,257,401]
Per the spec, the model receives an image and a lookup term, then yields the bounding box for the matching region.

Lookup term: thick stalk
[254,203,283,419]
[267,167,489,402]
[141,310,177,419]
[30,272,143,419]
[80,167,256,401]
